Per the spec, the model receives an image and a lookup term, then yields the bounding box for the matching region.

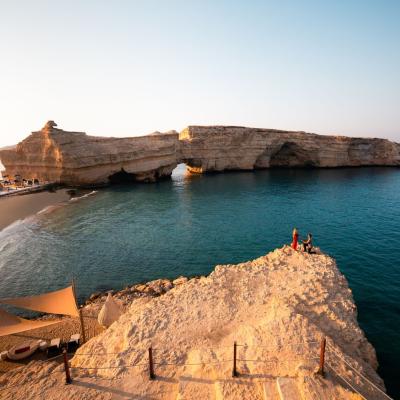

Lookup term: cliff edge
[0,247,388,399]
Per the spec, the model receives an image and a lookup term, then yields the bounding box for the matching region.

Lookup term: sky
[0,0,399,148]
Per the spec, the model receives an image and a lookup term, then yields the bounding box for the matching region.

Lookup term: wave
[0,216,36,234]
[0,191,98,233]
[69,190,98,202]
[37,204,61,215]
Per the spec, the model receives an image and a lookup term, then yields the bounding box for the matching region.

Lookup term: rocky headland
[1,121,399,187]
[0,246,389,399]
[0,121,179,186]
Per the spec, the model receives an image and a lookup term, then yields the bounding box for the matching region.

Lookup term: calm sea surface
[0,166,399,396]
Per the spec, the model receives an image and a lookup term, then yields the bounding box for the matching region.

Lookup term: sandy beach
[0,313,103,374]
[0,188,82,231]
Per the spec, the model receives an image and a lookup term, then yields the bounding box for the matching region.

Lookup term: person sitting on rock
[302,233,313,253]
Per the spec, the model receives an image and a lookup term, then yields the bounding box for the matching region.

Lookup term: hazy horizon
[0,1,399,147]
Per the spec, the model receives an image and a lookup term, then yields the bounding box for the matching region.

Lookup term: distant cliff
[0,121,179,186]
[1,122,399,186]
[180,126,400,173]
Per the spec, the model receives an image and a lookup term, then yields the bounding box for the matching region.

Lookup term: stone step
[176,376,216,400]
[215,379,264,400]
[262,379,280,400]
[276,377,302,400]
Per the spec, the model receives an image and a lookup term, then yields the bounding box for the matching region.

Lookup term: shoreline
[0,183,58,198]
[0,187,96,231]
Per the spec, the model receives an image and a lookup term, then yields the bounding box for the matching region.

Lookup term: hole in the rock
[108,169,136,184]
[270,142,316,168]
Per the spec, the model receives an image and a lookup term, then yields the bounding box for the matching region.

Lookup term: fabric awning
[0,286,79,317]
[0,307,63,337]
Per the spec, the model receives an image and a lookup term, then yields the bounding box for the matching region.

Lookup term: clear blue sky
[0,0,399,147]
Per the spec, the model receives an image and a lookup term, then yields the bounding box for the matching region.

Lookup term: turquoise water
[0,166,399,396]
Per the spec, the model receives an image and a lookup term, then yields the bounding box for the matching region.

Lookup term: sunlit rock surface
[1,122,399,186]
[0,246,387,399]
[179,125,400,173]
[0,121,179,186]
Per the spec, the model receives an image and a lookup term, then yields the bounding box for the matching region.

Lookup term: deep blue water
[0,166,399,396]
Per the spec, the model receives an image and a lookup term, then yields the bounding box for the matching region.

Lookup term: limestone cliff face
[179,126,400,173]
[1,122,399,186]
[0,122,179,185]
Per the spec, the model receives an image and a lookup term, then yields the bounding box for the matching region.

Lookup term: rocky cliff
[1,122,399,186]
[0,247,388,399]
[0,121,179,186]
[180,126,400,173]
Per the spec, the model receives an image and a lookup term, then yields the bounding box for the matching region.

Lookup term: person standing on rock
[292,228,299,250]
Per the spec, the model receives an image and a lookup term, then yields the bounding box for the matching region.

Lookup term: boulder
[173,276,188,286]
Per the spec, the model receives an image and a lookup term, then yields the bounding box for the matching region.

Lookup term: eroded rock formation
[0,121,179,186]
[0,122,399,186]
[180,126,400,173]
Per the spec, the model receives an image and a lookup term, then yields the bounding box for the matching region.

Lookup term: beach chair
[38,340,48,351]
[67,333,81,353]
[47,338,61,358]
[7,341,39,360]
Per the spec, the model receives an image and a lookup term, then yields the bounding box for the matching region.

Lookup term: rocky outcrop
[71,247,386,399]
[1,122,399,186]
[0,121,179,186]
[0,247,388,399]
[180,125,400,173]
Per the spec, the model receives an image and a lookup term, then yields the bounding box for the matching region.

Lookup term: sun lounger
[67,333,81,353]
[7,341,39,360]
[47,338,61,358]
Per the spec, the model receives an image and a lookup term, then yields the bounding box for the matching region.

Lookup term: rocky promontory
[0,121,179,186]
[1,121,399,186]
[0,246,388,399]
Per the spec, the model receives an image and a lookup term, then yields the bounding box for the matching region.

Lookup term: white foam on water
[37,204,59,215]
[0,216,35,234]
[69,190,98,202]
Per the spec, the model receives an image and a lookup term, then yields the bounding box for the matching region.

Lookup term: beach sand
[0,189,71,231]
[0,313,104,374]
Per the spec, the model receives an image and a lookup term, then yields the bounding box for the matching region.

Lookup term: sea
[0,165,399,396]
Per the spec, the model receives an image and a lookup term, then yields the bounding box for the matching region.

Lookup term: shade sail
[0,307,63,337]
[0,286,79,317]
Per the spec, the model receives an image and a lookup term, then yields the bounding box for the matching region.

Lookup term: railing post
[79,308,87,344]
[63,349,72,384]
[232,341,238,377]
[148,347,155,380]
[317,337,326,377]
